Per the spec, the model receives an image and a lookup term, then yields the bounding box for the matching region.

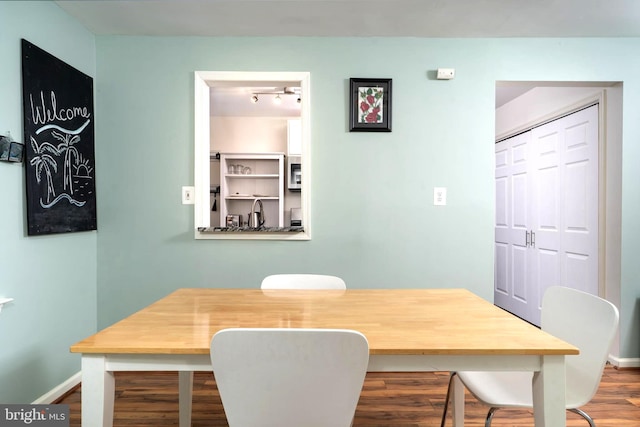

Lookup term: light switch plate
[182,186,195,204]
[434,187,447,206]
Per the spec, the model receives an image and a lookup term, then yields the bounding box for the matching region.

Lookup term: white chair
[260,273,346,289]
[210,328,369,427]
[441,286,619,427]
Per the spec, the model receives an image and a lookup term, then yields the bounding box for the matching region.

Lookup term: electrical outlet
[434,187,447,206]
[182,186,195,204]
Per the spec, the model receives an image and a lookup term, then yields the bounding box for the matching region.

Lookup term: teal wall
[0,2,97,403]
[94,37,496,326]
[94,36,640,359]
[3,1,640,403]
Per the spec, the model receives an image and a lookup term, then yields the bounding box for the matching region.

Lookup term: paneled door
[494,105,599,326]
[494,131,532,322]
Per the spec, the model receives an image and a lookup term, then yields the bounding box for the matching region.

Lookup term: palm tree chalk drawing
[30,120,92,208]
[29,136,59,205]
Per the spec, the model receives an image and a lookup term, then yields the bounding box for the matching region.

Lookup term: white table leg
[179,371,194,427]
[451,373,465,427]
[81,355,115,427]
[532,355,566,427]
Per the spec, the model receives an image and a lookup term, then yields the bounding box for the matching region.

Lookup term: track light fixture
[250,87,301,105]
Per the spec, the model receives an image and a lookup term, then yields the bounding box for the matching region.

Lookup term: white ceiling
[210,86,302,117]
[56,0,640,38]
[53,0,638,112]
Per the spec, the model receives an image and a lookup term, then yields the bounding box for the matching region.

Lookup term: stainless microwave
[288,156,301,191]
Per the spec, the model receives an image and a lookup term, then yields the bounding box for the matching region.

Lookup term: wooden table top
[70,288,578,356]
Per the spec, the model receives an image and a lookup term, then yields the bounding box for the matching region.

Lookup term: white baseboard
[608,355,640,369]
[32,371,81,404]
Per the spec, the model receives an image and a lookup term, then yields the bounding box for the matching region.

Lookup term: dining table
[70,288,578,427]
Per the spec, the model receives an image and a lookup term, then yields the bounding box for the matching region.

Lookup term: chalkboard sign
[21,39,97,235]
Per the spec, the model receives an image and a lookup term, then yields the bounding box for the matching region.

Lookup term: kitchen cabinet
[219,153,284,228]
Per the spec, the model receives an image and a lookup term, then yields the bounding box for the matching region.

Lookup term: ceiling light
[250,87,301,105]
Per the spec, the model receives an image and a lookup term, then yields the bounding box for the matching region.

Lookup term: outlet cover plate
[434,187,447,206]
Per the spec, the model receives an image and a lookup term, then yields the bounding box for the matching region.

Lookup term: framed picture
[349,78,392,132]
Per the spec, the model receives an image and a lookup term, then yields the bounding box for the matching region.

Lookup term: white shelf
[224,174,279,179]
[219,153,285,228]
[226,196,279,200]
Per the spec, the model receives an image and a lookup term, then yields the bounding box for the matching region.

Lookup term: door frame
[496,82,623,363]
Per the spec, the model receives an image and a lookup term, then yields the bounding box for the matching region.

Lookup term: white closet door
[495,105,599,326]
[529,104,599,324]
[494,131,533,319]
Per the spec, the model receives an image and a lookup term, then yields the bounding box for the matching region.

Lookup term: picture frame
[349,78,392,132]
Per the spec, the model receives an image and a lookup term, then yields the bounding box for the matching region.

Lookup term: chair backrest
[210,328,369,427]
[260,274,346,289]
[541,286,619,407]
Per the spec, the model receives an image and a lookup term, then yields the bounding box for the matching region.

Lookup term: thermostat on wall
[437,68,455,80]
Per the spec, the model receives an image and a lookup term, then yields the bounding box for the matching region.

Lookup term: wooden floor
[59,365,640,426]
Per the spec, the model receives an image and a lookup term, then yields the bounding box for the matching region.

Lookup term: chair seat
[459,366,591,410]
[458,371,535,408]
